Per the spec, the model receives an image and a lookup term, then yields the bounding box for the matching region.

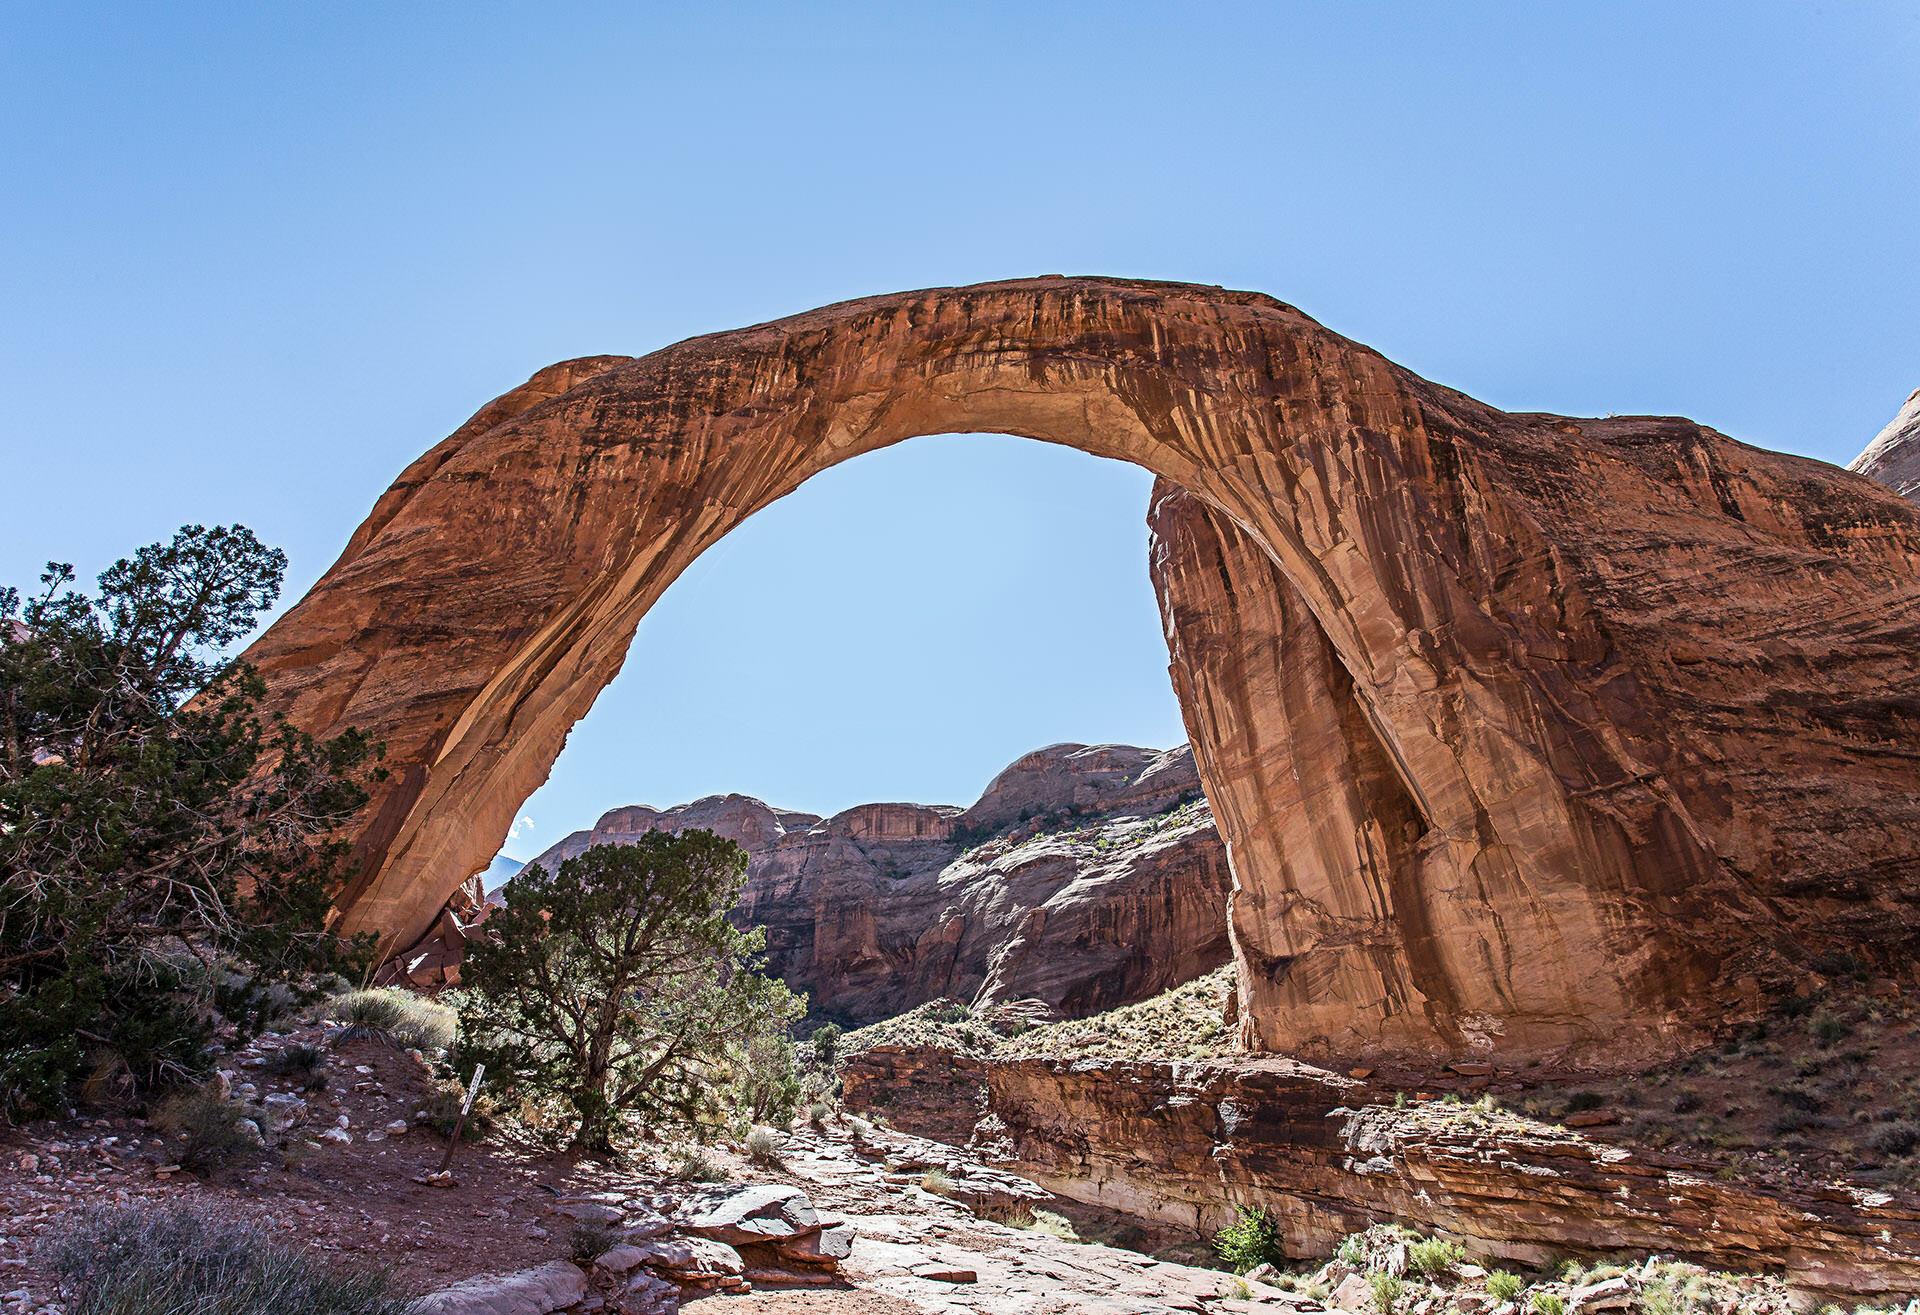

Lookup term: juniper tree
[0,525,381,1111]
[457,832,803,1151]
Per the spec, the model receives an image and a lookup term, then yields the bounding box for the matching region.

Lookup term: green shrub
[1868,1120,1920,1158]
[673,1148,727,1182]
[1566,1091,1604,1112]
[1222,1275,1252,1299]
[262,1043,329,1091]
[807,1100,831,1126]
[1338,1233,1367,1268]
[1810,1009,1849,1043]
[1487,1270,1524,1301]
[745,1125,782,1166]
[1533,1295,1567,1315]
[1214,1204,1283,1273]
[38,1201,411,1315]
[1369,1272,1403,1310]
[153,1088,262,1173]
[328,989,455,1052]
[1408,1236,1463,1277]
[568,1217,617,1264]
[810,1022,843,1068]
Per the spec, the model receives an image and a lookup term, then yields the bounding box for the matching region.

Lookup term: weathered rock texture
[848,1052,1920,1303]
[242,276,1920,1063]
[522,743,1229,1023]
[1852,387,1920,502]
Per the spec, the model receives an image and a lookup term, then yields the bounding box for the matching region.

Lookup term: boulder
[408,1261,587,1315]
[679,1183,818,1244]
[775,1220,857,1266]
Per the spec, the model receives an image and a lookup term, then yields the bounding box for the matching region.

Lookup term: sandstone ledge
[848,1049,1920,1303]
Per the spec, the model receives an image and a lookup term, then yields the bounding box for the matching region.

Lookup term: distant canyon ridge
[518,743,1228,1025]
[240,277,1920,1066]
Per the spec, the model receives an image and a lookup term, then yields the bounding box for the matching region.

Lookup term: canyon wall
[521,743,1229,1024]
[239,276,1920,1063]
[1852,388,1920,502]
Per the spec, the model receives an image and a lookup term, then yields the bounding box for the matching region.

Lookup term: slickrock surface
[1852,387,1920,501]
[240,276,1920,1063]
[847,1049,1920,1304]
[516,744,1228,1024]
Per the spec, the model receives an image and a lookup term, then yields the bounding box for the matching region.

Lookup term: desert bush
[810,1022,842,1068]
[1369,1272,1403,1310]
[417,1074,493,1143]
[1868,1120,1920,1158]
[1026,1209,1079,1241]
[1214,1204,1283,1273]
[727,1030,801,1128]
[38,1200,411,1315]
[745,1125,782,1166]
[673,1147,727,1182]
[1810,1009,1849,1043]
[1671,1087,1701,1113]
[1487,1270,1524,1301]
[328,989,454,1052]
[0,526,381,1113]
[1221,1275,1252,1299]
[262,1042,329,1091]
[1566,1091,1604,1112]
[153,1088,263,1173]
[458,834,803,1150]
[1408,1236,1463,1277]
[920,1167,956,1196]
[1338,1233,1368,1268]
[568,1217,618,1264]
[1532,1296,1567,1315]
[807,1100,831,1127]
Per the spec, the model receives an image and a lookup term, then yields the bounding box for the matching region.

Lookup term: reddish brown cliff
[518,743,1230,1023]
[238,277,1920,1064]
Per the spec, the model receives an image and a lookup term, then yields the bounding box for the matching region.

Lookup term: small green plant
[1809,1009,1849,1043]
[920,1167,956,1196]
[1487,1270,1524,1301]
[1338,1233,1368,1268]
[1533,1295,1567,1315]
[806,1100,830,1126]
[38,1201,410,1315]
[568,1217,617,1264]
[1671,1087,1701,1113]
[810,1022,842,1068]
[1222,1275,1252,1299]
[928,1000,973,1024]
[153,1088,262,1174]
[1408,1236,1463,1277]
[1026,1209,1079,1241]
[673,1148,727,1182]
[1214,1205,1283,1274]
[1369,1272,1403,1310]
[1566,1091,1604,1112]
[745,1125,782,1166]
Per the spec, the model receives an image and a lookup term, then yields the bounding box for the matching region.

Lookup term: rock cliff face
[1852,387,1920,502]
[239,276,1920,1064]
[844,1052,1920,1303]
[525,743,1230,1023]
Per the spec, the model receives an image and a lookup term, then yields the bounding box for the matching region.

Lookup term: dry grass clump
[38,1201,412,1315]
[326,988,456,1052]
[152,1088,263,1173]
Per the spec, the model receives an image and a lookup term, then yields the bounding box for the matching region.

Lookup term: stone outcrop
[1852,387,1920,502]
[848,1052,1920,1304]
[241,276,1920,1064]
[524,743,1229,1023]
[370,870,491,988]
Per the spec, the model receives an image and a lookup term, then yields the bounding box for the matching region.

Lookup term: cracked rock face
[241,276,1920,1064]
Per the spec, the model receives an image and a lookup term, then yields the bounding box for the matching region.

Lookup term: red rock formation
[239,277,1920,1064]
[517,743,1229,1023]
[845,1050,1920,1304]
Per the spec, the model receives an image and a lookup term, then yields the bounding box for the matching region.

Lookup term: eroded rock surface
[524,743,1229,1023]
[242,276,1920,1063]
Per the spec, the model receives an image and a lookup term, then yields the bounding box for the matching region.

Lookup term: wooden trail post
[436,1062,485,1175]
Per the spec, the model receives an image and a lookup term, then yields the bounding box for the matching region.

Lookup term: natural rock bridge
[243,276,1920,1063]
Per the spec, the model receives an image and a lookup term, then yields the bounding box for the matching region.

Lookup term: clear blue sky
[3,4,1915,860]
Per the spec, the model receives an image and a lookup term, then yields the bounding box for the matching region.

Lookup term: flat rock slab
[409,1260,587,1315]
[681,1181,819,1243]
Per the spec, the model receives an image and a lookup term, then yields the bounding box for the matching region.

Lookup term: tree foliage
[0,525,381,1112]
[457,833,803,1151]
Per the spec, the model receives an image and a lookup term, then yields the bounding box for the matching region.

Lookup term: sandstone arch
[244,276,1920,1061]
